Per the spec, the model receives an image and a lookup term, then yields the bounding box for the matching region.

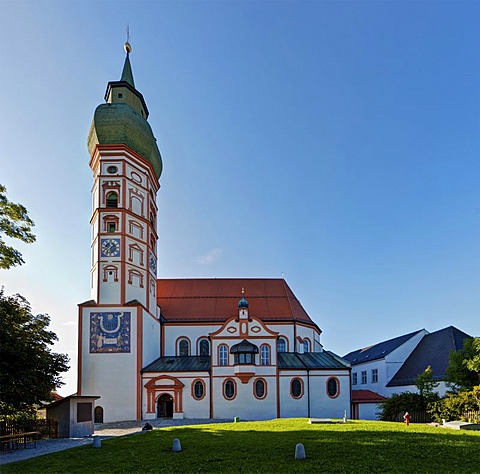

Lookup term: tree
[0,289,69,415]
[415,365,439,399]
[378,392,429,421]
[0,184,36,269]
[446,337,480,391]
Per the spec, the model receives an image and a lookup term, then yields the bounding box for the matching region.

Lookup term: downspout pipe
[307,368,311,418]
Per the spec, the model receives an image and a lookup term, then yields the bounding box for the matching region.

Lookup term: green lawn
[3,419,479,473]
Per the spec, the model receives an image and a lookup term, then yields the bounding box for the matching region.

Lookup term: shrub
[428,386,480,423]
[379,392,431,421]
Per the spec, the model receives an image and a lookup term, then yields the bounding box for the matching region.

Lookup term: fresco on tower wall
[89,312,131,353]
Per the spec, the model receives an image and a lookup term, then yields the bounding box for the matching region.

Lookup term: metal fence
[393,410,480,424]
[0,419,58,438]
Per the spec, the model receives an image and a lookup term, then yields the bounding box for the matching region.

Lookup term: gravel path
[0,418,230,466]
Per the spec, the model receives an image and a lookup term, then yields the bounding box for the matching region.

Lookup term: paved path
[0,418,229,466]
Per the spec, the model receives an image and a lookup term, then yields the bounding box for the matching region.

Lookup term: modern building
[344,326,472,420]
[77,43,350,423]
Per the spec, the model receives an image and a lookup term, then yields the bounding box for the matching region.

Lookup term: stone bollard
[295,443,306,460]
[92,436,102,448]
[172,438,182,453]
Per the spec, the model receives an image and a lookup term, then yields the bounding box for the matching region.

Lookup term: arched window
[261,345,270,365]
[327,377,340,398]
[277,337,287,353]
[192,380,205,400]
[254,379,267,400]
[223,379,236,400]
[198,339,210,356]
[291,378,303,399]
[106,192,118,208]
[303,339,310,353]
[178,338,190,356]
[94,406,104,423]
[219,345,228,366]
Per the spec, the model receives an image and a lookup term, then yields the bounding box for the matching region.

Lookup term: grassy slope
[3,419,479,473]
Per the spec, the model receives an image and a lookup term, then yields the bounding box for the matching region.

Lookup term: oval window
[255,379,265,399]
[327,378,339,398]
[193,380,204,400]
[291,378,303,399]
[106,165,118,174]
[224,380,235,400]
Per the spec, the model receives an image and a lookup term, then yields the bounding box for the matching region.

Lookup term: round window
[107,165,118,174]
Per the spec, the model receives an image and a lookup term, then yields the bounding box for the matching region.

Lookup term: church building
[77,43,351,423]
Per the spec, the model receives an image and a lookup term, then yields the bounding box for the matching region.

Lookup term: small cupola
[238,287,249,309]
[238,287,249,320]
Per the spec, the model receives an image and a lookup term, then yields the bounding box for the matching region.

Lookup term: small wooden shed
[46,394,100,438]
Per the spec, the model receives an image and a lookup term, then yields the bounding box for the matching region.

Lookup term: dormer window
[230,340,259,365]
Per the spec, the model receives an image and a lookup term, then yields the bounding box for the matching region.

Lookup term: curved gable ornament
[209,315,279,338]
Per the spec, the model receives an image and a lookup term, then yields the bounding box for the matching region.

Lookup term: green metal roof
[87,51,162,178]
[278,351,349,370]
[142,356,210,373]
[121,54,135,87]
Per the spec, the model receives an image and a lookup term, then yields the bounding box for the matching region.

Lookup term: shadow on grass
[2,421,479,473]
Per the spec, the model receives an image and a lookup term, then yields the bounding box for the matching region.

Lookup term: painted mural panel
[90,312,131,353]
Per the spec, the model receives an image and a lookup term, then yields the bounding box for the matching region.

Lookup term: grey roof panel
[343,330,425,365]
[387,326,472,387]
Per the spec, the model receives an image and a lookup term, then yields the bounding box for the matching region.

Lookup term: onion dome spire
[238,287,249,309]
[87,40,163,178]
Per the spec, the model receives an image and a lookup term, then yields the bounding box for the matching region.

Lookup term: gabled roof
[156,278,316,326]
[343,329,425,365]
[386,326,472,387]
[142,356,210,373]
[278,351,349,370]
[351,390,386,403]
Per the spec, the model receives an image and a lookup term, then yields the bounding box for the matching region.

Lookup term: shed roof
[343,329,425,365]
[386,326,472,387]
[352,390,386,403]
[278,351,349,370]
[142,356,210,373]
[156,278,316,326]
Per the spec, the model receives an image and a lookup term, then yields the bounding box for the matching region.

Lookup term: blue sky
[1,0,479,396]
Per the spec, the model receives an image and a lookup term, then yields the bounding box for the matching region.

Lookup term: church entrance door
[157,394,174,418]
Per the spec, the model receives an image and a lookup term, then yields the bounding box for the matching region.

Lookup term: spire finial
[124,24,132,54]
[242,287,245,295]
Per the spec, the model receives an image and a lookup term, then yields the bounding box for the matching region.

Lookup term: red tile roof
[156,278,316,326]
[351,390,386,403]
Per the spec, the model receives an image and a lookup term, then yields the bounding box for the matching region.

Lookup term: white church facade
[77,43,351,423]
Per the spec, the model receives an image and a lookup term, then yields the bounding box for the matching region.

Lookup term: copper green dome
[87,47,162,178]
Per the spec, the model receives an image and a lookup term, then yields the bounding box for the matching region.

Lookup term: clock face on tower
[149,251,157,274]
[101,238,120,257]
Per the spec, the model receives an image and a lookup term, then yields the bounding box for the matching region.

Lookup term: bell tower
[78,42,163,422]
